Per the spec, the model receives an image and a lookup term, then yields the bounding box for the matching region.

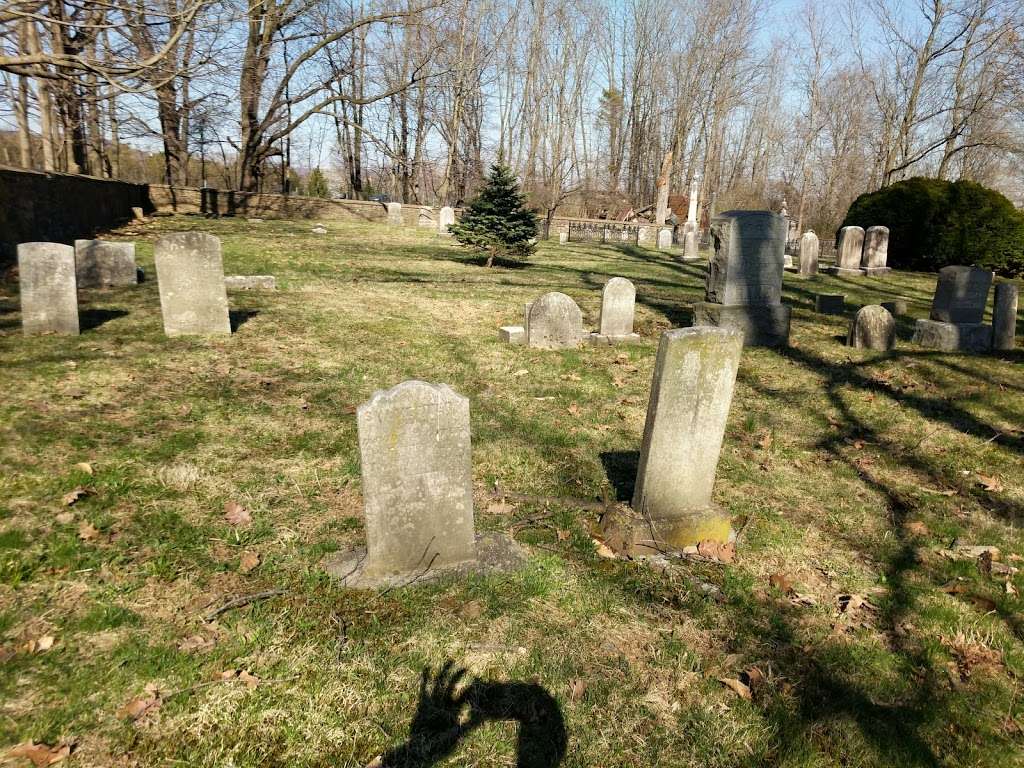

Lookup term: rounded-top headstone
[527,292,584,349]
[836,226,865,270]
[799,230,820,276]
[847,305,895,350]
[599,277,637,337]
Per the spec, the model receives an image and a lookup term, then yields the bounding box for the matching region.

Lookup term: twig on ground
[204,589,286,622]
[491,482,611,512]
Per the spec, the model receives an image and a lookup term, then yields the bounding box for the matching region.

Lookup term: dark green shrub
[841,177,1024,276]
[450,164,537,267]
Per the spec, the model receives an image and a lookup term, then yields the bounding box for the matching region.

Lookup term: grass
[0,214,1023,767]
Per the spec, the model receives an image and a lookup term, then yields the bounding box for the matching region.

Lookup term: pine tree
[450,164,537,267]
[306,167,331,198]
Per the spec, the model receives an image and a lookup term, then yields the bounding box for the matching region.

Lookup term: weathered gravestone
[154,232,231,336]
[814,293,845,315]
[18,243,79,335]
[558,231,569,244]
[438,206,455,234]
[847,305,895,350]
[311,225,327,235]
[657,228,672,251]
[590,277,640,345]
[622,327,744,552]
[225,275,276,290]
[692,210,791,346]
[829,226,865,277]
[74,240,137,288]
[881,297,908,316]
[386,202,403,226]
[324,381,524,587]
[912,265,993,352]
[861,226,890,275]
[993,282,1019,351]
[799,231,819,276]
[527,292,584,349]
[682,222,700,262]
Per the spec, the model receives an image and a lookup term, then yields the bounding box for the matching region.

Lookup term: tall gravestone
[913,265,993,352]
[74,240,137,288]
[154,232,231,336]
[438,206,455,234]
[692,210,791,347]
[527,292,584,349]
[590,277,640,345]
[861,226,890,275]
[799,231,819,276]
[628,327,743,552]
[387,202,403,226]
[993,283,1019,351]
[18,243,79,335]
[829,226,865,276]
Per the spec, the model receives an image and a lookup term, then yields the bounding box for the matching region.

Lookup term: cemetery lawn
[2,215,1024,768]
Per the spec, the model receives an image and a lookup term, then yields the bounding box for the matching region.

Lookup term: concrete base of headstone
[588,332,642,346]
[826,266,867,277]
[912,319,992,352]
[692,302,791,347]
[881,298,908,316]
[499,325,525,345]
[601,506,734,557]
[323,531,526,589]
[225,275,276,290]
[814,293,846,315]
[863,267,891,277]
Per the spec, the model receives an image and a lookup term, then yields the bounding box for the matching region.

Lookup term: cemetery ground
[1,217,1023,768]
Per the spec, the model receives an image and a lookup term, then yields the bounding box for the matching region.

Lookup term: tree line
[1,0,1022,234]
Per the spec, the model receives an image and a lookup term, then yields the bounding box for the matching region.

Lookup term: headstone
[930,265,993,323]
[590,277,640,345]
[154,232,231,336]
[861,226,890,275]
[799,231,819,276]
[225,275,276,290]
[438,206,455,234]
[682,222,699,261]
[527,292,584,349]
[913,319,992,352]
[847,305,895,350]
[814,293,845,315]
[881,297,908,316]
[993,282,1019,351]
[692,210,791,347]
[558,232,569,244]
[386,202,403,226]
[18,242,79,335]
[629,327,743,552]
[657,228,672,251]
[74,240,137,288]
[131,206,145,220]
[498,326,525,345]
[828,226,865,276]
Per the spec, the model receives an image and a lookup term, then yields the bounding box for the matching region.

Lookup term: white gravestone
[18,242,79,335]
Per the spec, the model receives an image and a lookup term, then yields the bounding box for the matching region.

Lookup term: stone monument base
[498,325,525,345]
[225,275,276,290]
[913,319,992,352]
[323,531,526,589]
[692,302,791,347]
[601,506,732,556]
[826,266,866,277]
[864,267,891,276]
[588,332,642,346]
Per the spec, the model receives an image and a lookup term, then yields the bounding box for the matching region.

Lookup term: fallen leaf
[238,669,260,688]
[78,521,100,541]
[1006,581,1018,597]
[512,369,529,377]
[5,741,71,766]
[73,462,93,475]
[905,521,929,537]
[22,635,56,654]
[239,551,260,574]
[717,541,736,563]
[487,499,515,516]
[569,678,587,702]
[178,634,215,653]
[976,473,1003,492]
[62,487,90,506]
[567,403,582,417]
[459,601,484,620]
[592,539,616,559]
[224,501,252,527]
[756,431,773,451]
[718,677,752,700]
[364,756,384,768]
[769,572,794,594]
[118,690,161,721]
[556,528,571,542]
[54,512,74,525]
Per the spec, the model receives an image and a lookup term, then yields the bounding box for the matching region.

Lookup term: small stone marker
[814,293,845,315]
[930,265,993,323]
[312,225,327,235]
[526,292,584,349]
[438,206,455,234]
[657,228,672,251]
[799,231,819,276]
[692,210,791,346]
[324,381,524,588]
[154,232,231,336]
[74,240,137,288]
[993,282,1019,351]
[18,242,79,335]
[131,206,145,220]
[829,226,865,276]
[559,232,569,244]
[590,277,640,345]
[861,226,890,275]
[387,202,403,226]
[847,305,895,350]
[629,327,743,552]
[225,275,276,290]
[880,297,908,316]
[498,326,525,345]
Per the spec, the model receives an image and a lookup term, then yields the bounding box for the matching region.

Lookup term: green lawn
[1,215,1022,767]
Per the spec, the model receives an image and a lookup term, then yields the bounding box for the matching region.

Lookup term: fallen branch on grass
[204,589,286,622]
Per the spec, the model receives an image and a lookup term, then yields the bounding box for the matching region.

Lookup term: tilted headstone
[74,240,137,288]
[657,228,672,251]
[861,226,890,275]
[438,206,455,234]
[526,292,584,349]
[692,210,791,346]
[993,282,1019,352]
[18,243,79,335]
[386,202,403,226]
[629,327,743,552]
[830,226,865,276]
[930,265,993,324]
[847,305,895,350]
[590,277,640,345]
[154,232,231,336]
[799,231,819,276]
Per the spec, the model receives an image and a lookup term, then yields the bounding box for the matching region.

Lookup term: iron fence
[567,221,640,244]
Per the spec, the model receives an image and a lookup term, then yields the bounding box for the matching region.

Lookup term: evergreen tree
[450,164,537,267]
[306,167,331,198]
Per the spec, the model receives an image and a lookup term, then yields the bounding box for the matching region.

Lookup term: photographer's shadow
[381,661,567,767]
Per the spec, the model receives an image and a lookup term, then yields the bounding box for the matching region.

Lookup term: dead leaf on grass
[118,686,162,721]
[756,431,773,451]
[487,499,515,516]
[567,403,582,417]
[769,572,793,593]
[238,669,260,688]
[592,539,616,559]
[239,551,261,574]
[718,677,751,701]
[5,741,72,767]
[62,487,90,506]
[556,528,571,542]
[569,678,587,702]
[178,634,216,653]
[73,462,93,475]
[976,473,1003,492]
[78,521,100,541]
[904,521,929,537]
[21,635,55,654]
[224,501,252,526]
[54,512,74,525]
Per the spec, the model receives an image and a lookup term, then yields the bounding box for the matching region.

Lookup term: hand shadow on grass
[380,661,567,768]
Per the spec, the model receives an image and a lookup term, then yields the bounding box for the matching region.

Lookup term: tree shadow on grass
[381,661,566,768]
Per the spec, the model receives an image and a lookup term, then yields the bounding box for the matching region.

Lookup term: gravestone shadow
[600,450,639,502]
[229,309,259,331]
[381,661,567,767]
[80,308,129,331]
